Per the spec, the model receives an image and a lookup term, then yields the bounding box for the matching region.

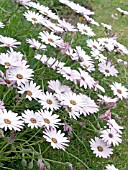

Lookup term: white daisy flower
[106,164,119,170]
[100,129,122,146]
[90,137,113,158]
[58,19,77,32]
[77,23,95,37]
[23,10,45,25]
[116,8,128,15]
[91,50,107,62]
[0,109,24,131]
[38,5,59,20]
[39,91,60,111]
[107,119,124,134]
[0,35,21,49]
[16,0,32,7]
[43,128,69,150]
[86,39,103,52]
[22,110,42,129]
[101,23,112,30]
[79,94,99,116]
[78,68,95,89]
[0,21,5,28]
[0,52,22,68]
[8,66,34,86]
[97,94,118,104]
[64,106,80,120]
[48,80,71,94]
[110,82,128,99]
[37,109,61,129]
[39,31,63,48]
[98,61,118,77]
[41,20,64,33]
[18,81,42,101]
[26,38,46,50]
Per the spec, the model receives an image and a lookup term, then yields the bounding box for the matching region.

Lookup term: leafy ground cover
[0,0,128,169]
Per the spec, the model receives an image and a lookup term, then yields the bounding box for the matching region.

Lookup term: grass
[0,0,128,169]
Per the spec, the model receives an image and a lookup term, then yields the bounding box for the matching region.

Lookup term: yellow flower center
[32,18,37,22]
[44,118,50,124]
[30,118,36,123]
[17,74,23,79]
[48,38,54,43]
[4,119,11,124]
[70,100,76,105]
[117,89,122,94]
[5,62,11,66]
[47,99,53,105]
[26,91,32,96]
[51,137,57,143]
[97,146,103,152]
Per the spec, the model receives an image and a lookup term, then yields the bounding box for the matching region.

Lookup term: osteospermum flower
[116,8,128,15]
[100,129,122,146]
[0,109,24,131]
[101,23,112,30]
[22,110,42,129]
[0,100,5,110]
[77,23,95,37]
[23,10,45,24]
[0,21,5,28]
[26,38,46,50]
[43,128,69,150]
[8,66,34,86]
[110,82,128,99]
[16,0,32,7]
[107,119,123,134]
[39,91,60,111]
[0,35,21,49]
[37,109,61,129]
[106,164,119,170]
[97,94,118,105]
[98,61,118,77]
[39,31,63,48]
[48,80,71,94]
[58,19,77,32]
[90,137,113,158]
[18,81,42,101]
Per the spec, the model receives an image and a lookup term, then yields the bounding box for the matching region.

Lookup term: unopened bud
[21,159,27,168]
[65,162,73,170]
[28,160,33,169]
[37,159,45,170]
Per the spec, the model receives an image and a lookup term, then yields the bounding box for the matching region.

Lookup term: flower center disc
[117,89,122,94]
[26,91,32,96]
[17,74,23,79]
[48,38,54,43]
[83,29,87,33]
[93,45,97,49]
[97,146,103,152]
[52,137,57,143]
[108,133,113,138]
[5,79,11,84]
[47,99,53,104]
[32,18,37,22]
[44,118,50,124]
[105,69,110,73]
[5,62,11,66]
[4,119,11,124]
[30,118,37,123]
[70,100,76,105]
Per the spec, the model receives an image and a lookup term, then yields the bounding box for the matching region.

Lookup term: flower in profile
[39,91,60,111]
[100,129,122,146]
[106,164,119,170]
[22,110,42,129]
[18,81,42,101]
[26,38,46,50]
[37,109,61,129]
[0,21,5,28]
[0,109,24,131]
[116,8,128,15]
[23,10,45,24]
[107,119,123,134]
[0,35,21,49]
[110,82,128,99]
[43,128,69,150]
[101,23,112,30]
[90,137,113,158]
[39,31,63,48]
[97,94,118,105]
